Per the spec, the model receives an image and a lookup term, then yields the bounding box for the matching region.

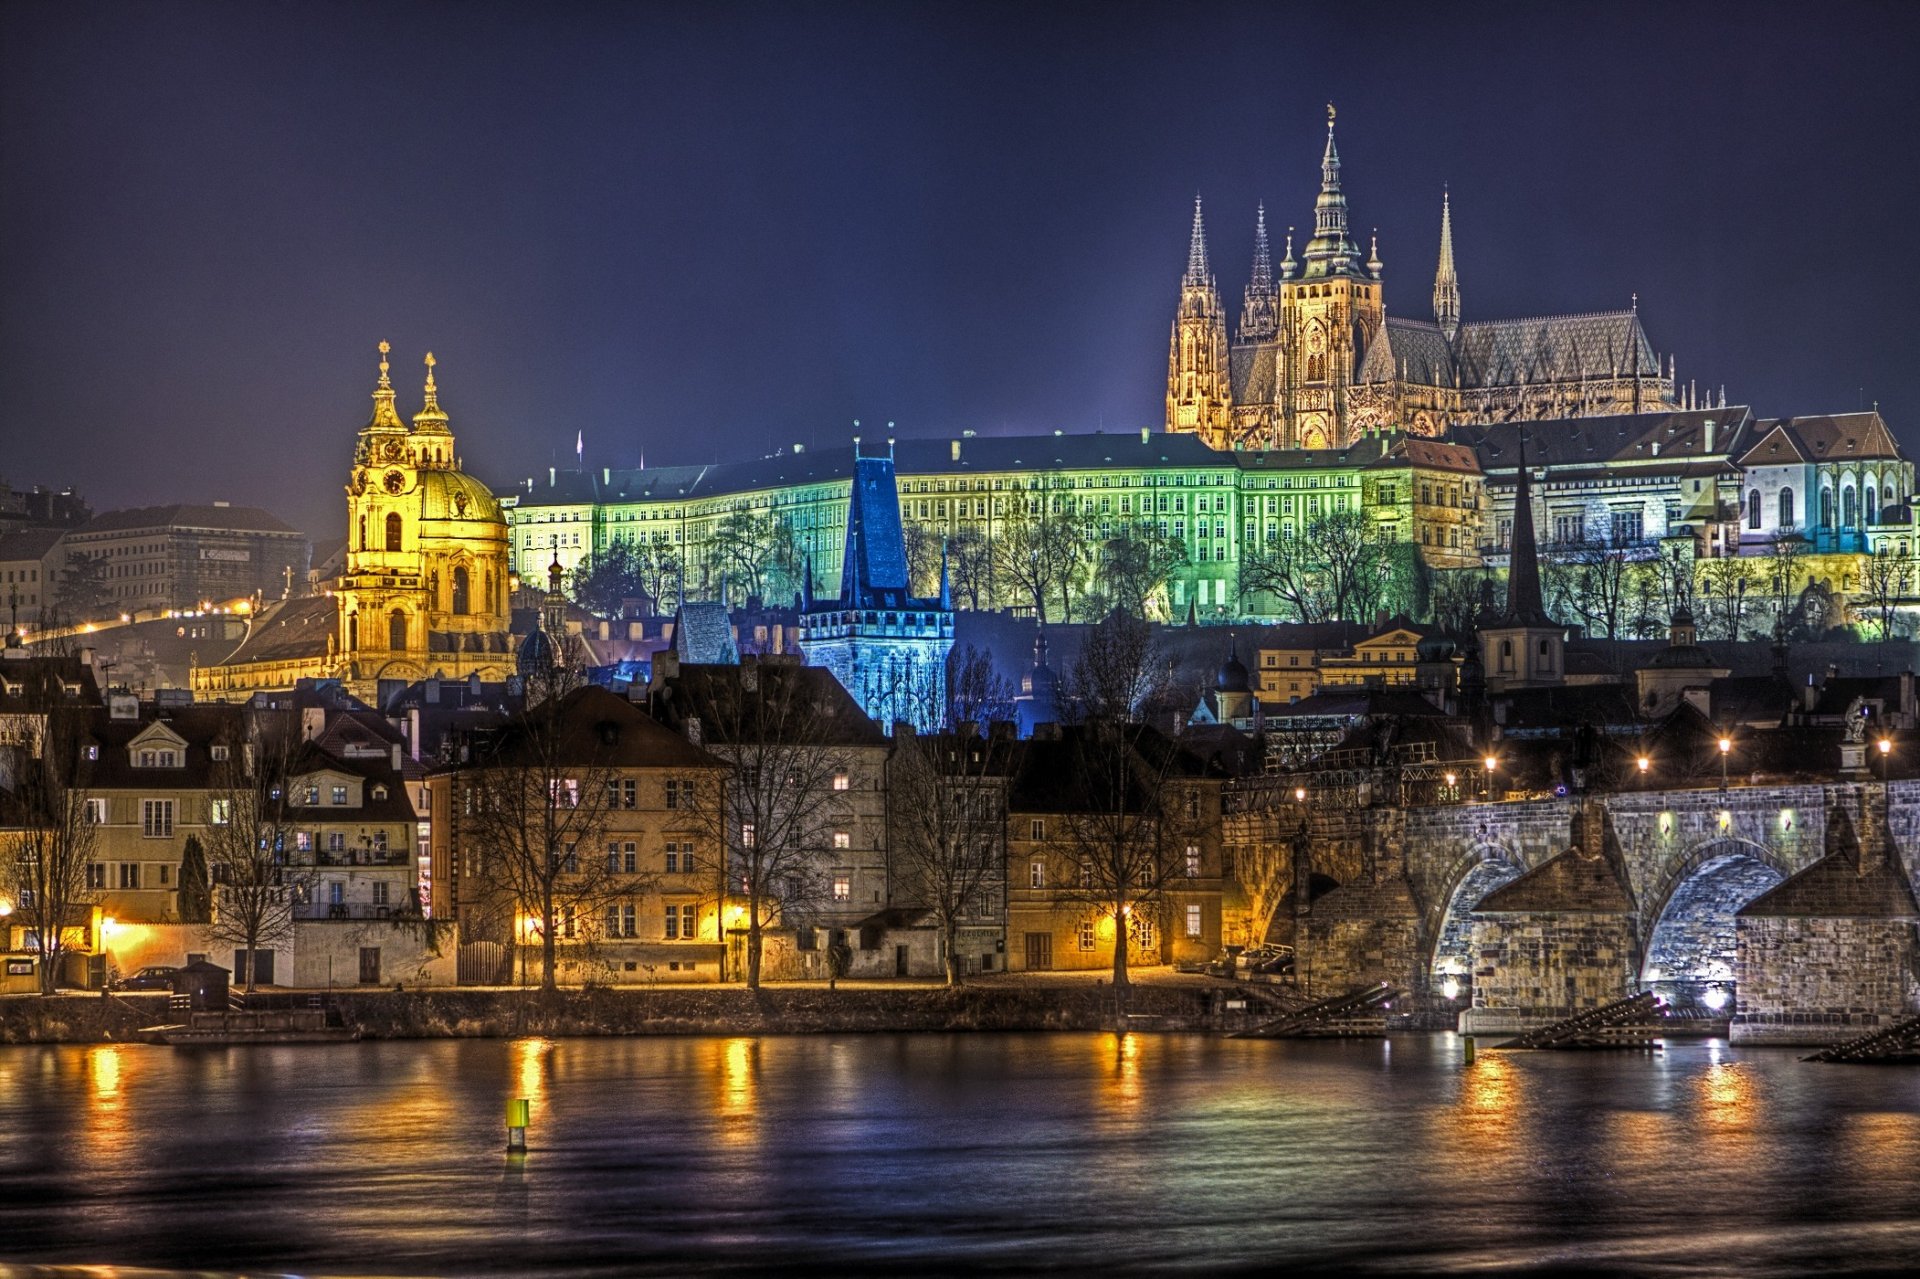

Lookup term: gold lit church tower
[335,347,513,693]
[1168,107,1681,450]
[1165,198,1233,450]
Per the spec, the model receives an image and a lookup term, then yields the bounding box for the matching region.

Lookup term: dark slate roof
[672,603,739,665]
[0,653,103,711]
[1474,826,1634,914]
[82,704,247,789]
[650,659,889,748]
[1737,411,1902,467]
[467,685,726,771]
[75,503,301,536]
[1739,809,1920,919]
[1007,723,1224,813]
[1456,407,1756,474]
[0,527,65,562]
[829,455,916,607]
[508,430,1484,512]
[1492,684,1641,732]
[1263,688,1449,721]
[1358,318,1456,386]
[1228,342,1279,407]
[214,596,338,667]
[1453,310,1659,387]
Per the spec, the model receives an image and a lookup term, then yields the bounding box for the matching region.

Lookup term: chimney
[391,742,402,770]
[548,466,556,486]
[602,467,610,485]
[952,440,962,462]
[1141,427,1151,444]
[1703,418,1716,453]
[685,715,702,746]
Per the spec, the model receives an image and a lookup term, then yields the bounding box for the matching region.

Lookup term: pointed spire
[1239,203,1279,341]
[1433,188,1461,340]
[413,351,451,434]
[1302,104,1364,279]
[1250,204,1273,290]
[366,339,405,430]
[1367,228,1382,278]
[1502,433,1551,627]
[1184,195,1211,286]
[1280,226,1297,279]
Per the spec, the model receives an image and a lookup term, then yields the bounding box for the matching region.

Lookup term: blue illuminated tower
[799,449,954,732]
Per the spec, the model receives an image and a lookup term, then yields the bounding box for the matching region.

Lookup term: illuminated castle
[1168,106,1684,451]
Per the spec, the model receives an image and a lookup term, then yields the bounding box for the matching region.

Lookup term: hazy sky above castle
[3,1,1917,538]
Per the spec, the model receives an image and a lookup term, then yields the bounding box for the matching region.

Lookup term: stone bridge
[1231,779,1920,1041]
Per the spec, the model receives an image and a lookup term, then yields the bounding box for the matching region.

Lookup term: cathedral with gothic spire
[1167,107,1682,450]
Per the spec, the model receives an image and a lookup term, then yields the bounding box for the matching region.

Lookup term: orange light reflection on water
[714,1037,760,1146]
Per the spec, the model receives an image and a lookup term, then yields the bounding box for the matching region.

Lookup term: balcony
[307,850,411,867]
[293,902,412,922]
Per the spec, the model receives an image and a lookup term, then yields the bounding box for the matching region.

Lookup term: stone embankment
[0,980,1278,1045]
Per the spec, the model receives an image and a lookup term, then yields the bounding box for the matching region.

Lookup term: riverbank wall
[0,980,1282,1045]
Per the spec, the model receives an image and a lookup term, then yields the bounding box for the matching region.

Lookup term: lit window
[84,798,107,825]
[1185,846,1200,878]
[833,831,851,850]
[331,786,348,806]
[1029,860,1045,889]
[741,824,756,848]
[141,799,174,838]
[1186,905,1203,938]
[1078,921,1096,951]
[833,876,851,902]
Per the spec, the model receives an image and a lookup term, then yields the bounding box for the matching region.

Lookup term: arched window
[1747,490,1761,530]
[347,612,358,651]
[1821,487,1834,529]
[1865,485,1878,525]
[452,566,470,615]
[1306,353,1327,382]
[385,512,403,552]
[358,515,367,550]
[486,569,497,615]
[388,609,407,652]
[1779,487,1794,530]
[1843,486,1858,530]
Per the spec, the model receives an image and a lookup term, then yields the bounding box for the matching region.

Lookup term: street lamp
[1444,771,1457,802]
[1483,754,1497,798]
[1718,735,1732,789]
[1293,786,1306,804]
[1877,736,1893,782]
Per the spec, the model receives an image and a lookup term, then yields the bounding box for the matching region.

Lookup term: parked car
[1235,944,1292,972]
[116,965,180,991]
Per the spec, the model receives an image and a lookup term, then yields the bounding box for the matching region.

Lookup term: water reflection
[2,1036,1917,1277]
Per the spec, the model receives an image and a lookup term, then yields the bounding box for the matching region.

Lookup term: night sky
[4,1,1918,539]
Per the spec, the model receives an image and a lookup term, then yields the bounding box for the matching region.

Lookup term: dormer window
[303,786,320,805]
[371,784,387,801]
[136,749,179,768]
[211,745,229,761]
[331,785,348,806]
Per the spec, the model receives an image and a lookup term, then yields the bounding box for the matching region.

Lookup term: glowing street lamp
[1636,755,1651,777]
[1877,737,1893,782]
[1483,754,1497,798]
[1293,786,1306,804]
[1718,735,1732,789]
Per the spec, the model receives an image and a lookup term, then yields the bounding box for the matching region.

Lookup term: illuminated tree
[0,666,98,995]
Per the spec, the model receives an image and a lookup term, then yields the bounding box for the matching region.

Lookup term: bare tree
[1760,533,1810,643]
[992,492,1090,622]
[1064,611,1165,725]
[946,529,994,611]
[203,719,314,990]
[711,509,804,605]
[1859,547,1909,640]
[900,522,943,599]
[1545,546,1631,639]
[1038,722,1199,1019]
[946,644,1017,729]
[454,664,629,990]
[1239,509,1398,622]
[674,663,861,989]
[1697,556,1754,641]
[1086,523,1188,620]
[572,537,682,617]
[888,730,1010,984]
[1428,567,1494,635]
[0,682,98,994]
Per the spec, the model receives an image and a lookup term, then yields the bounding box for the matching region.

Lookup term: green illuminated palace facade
[500,428,1484,620]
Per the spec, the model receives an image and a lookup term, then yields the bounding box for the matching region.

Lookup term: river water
[1,1033,1916,1277]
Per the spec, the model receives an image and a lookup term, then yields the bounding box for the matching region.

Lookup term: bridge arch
[1639,837,1788,1008]
[1423,841,1530,987]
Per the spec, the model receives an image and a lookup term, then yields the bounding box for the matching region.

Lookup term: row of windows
[1025,847,1206,888]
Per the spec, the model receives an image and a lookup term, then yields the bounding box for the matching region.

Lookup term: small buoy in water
[506,1097,530,1152]
[1462,1035,1477,1064]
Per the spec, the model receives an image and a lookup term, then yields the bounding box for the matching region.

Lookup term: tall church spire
[1184,195,1210,285]
[1240,203,1279,341]
[1302,103,1364,279]
[1166,197,1232,446]
[1502,435,1551,626]
[1433,188,1461,340]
